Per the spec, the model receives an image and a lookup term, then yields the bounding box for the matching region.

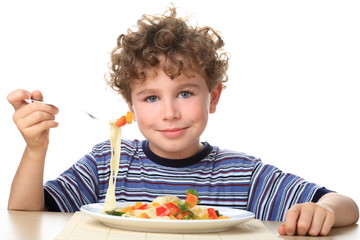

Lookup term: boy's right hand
[7,89,59,150]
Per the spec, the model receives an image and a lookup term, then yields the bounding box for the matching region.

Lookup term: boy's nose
[161,100,180,121]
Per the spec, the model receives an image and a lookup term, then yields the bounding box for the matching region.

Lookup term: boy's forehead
[129,55,210,94]
[143,70,193,83]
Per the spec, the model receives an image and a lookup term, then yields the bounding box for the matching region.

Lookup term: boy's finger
[307,207,327,236]
[7,89,31,110]
[277,223,286,235]
[320,211,335,236]
[26,119,59,134]
[283,204,301,235]
[31,90,44,101]
[295,203,317,235]
[20,111,57,129]
[13,99,59,125]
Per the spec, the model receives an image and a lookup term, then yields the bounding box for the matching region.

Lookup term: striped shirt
[44,139,331,221]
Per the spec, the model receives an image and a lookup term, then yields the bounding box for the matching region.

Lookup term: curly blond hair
[106,7,229,104]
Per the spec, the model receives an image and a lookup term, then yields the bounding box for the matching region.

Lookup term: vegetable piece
[164,203,181,216]
[115,116,127,127]
[186,189,199,197]
[215,209,222,217]
[138,203,148,210]
[179,202,190,212]
[103,189,228,220]
[176,211,194,220]
[105,210,125,216]
[156,205,171,217]
[126,111,133,124]
[140,212,150,219]
[121,206,133,213]
[151,202,161,208]
[132,202,143,209]
[132,202,148,210]
[207,208,218,219]
[185,192,198,208]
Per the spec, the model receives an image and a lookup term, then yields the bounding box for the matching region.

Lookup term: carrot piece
[115,116,127,127]
[139,212,150,219]
[151,202,161,208]
[185,192,198,208]
[126,111,133,124]
[132,202,144,210]
[120,206,133,213]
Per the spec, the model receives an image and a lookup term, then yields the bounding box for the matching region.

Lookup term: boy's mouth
[158,127,188,138]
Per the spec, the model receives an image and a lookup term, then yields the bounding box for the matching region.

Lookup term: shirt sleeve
[311,187,334,202]
[44,188,60,211]
[247,161,334,221]
[43,154,100,212]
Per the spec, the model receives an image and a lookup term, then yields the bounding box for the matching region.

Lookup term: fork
[25,99,102,121]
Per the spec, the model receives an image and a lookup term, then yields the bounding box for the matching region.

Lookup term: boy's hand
[7,89,59,150]
[278,202,335,236]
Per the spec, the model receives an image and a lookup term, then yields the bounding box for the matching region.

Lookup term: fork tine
[85,112,100,120]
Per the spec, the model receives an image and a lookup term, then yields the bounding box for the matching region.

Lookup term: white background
[0,0,359,210]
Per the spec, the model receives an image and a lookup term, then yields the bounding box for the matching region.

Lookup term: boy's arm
[7,89,59,211]
[8,146,48,210]
[278,192,359,236]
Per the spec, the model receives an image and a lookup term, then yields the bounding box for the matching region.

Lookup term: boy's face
[129,65,222,159]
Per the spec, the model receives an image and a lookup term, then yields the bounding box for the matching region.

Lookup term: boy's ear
[209,84,223,114]
[127,103,136,121]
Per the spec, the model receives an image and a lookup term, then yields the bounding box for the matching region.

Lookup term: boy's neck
[142,140,213,167]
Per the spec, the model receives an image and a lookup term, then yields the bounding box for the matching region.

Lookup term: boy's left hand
[278,202,335,236]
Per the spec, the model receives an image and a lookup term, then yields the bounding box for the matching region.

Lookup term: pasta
[103,112,132,211]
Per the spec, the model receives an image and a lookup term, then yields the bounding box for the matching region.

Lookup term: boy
[7,7,358,236]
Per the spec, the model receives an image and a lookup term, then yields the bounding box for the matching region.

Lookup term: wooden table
[1,209,358,240]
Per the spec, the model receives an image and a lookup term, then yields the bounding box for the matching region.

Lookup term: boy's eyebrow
[177,83,201,90]
[135,83,201,96]
[135,88,159,96]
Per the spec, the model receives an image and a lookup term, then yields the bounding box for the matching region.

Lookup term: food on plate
[104,189,229,220]
[103,112,133,211]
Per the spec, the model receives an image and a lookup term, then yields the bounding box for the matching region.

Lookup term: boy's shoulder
[210,145,262,166]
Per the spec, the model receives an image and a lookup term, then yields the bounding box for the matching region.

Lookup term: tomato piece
[138,203,148,210]
[156,205,171,217]
[164,203,180,216]
[207,208,218,219]
[132,202,147,210]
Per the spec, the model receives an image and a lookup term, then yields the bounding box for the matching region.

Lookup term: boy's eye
[179,91,192,98]
[146,96,159,103]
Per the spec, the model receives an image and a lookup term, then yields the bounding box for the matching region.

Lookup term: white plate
[81,202,255,233]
